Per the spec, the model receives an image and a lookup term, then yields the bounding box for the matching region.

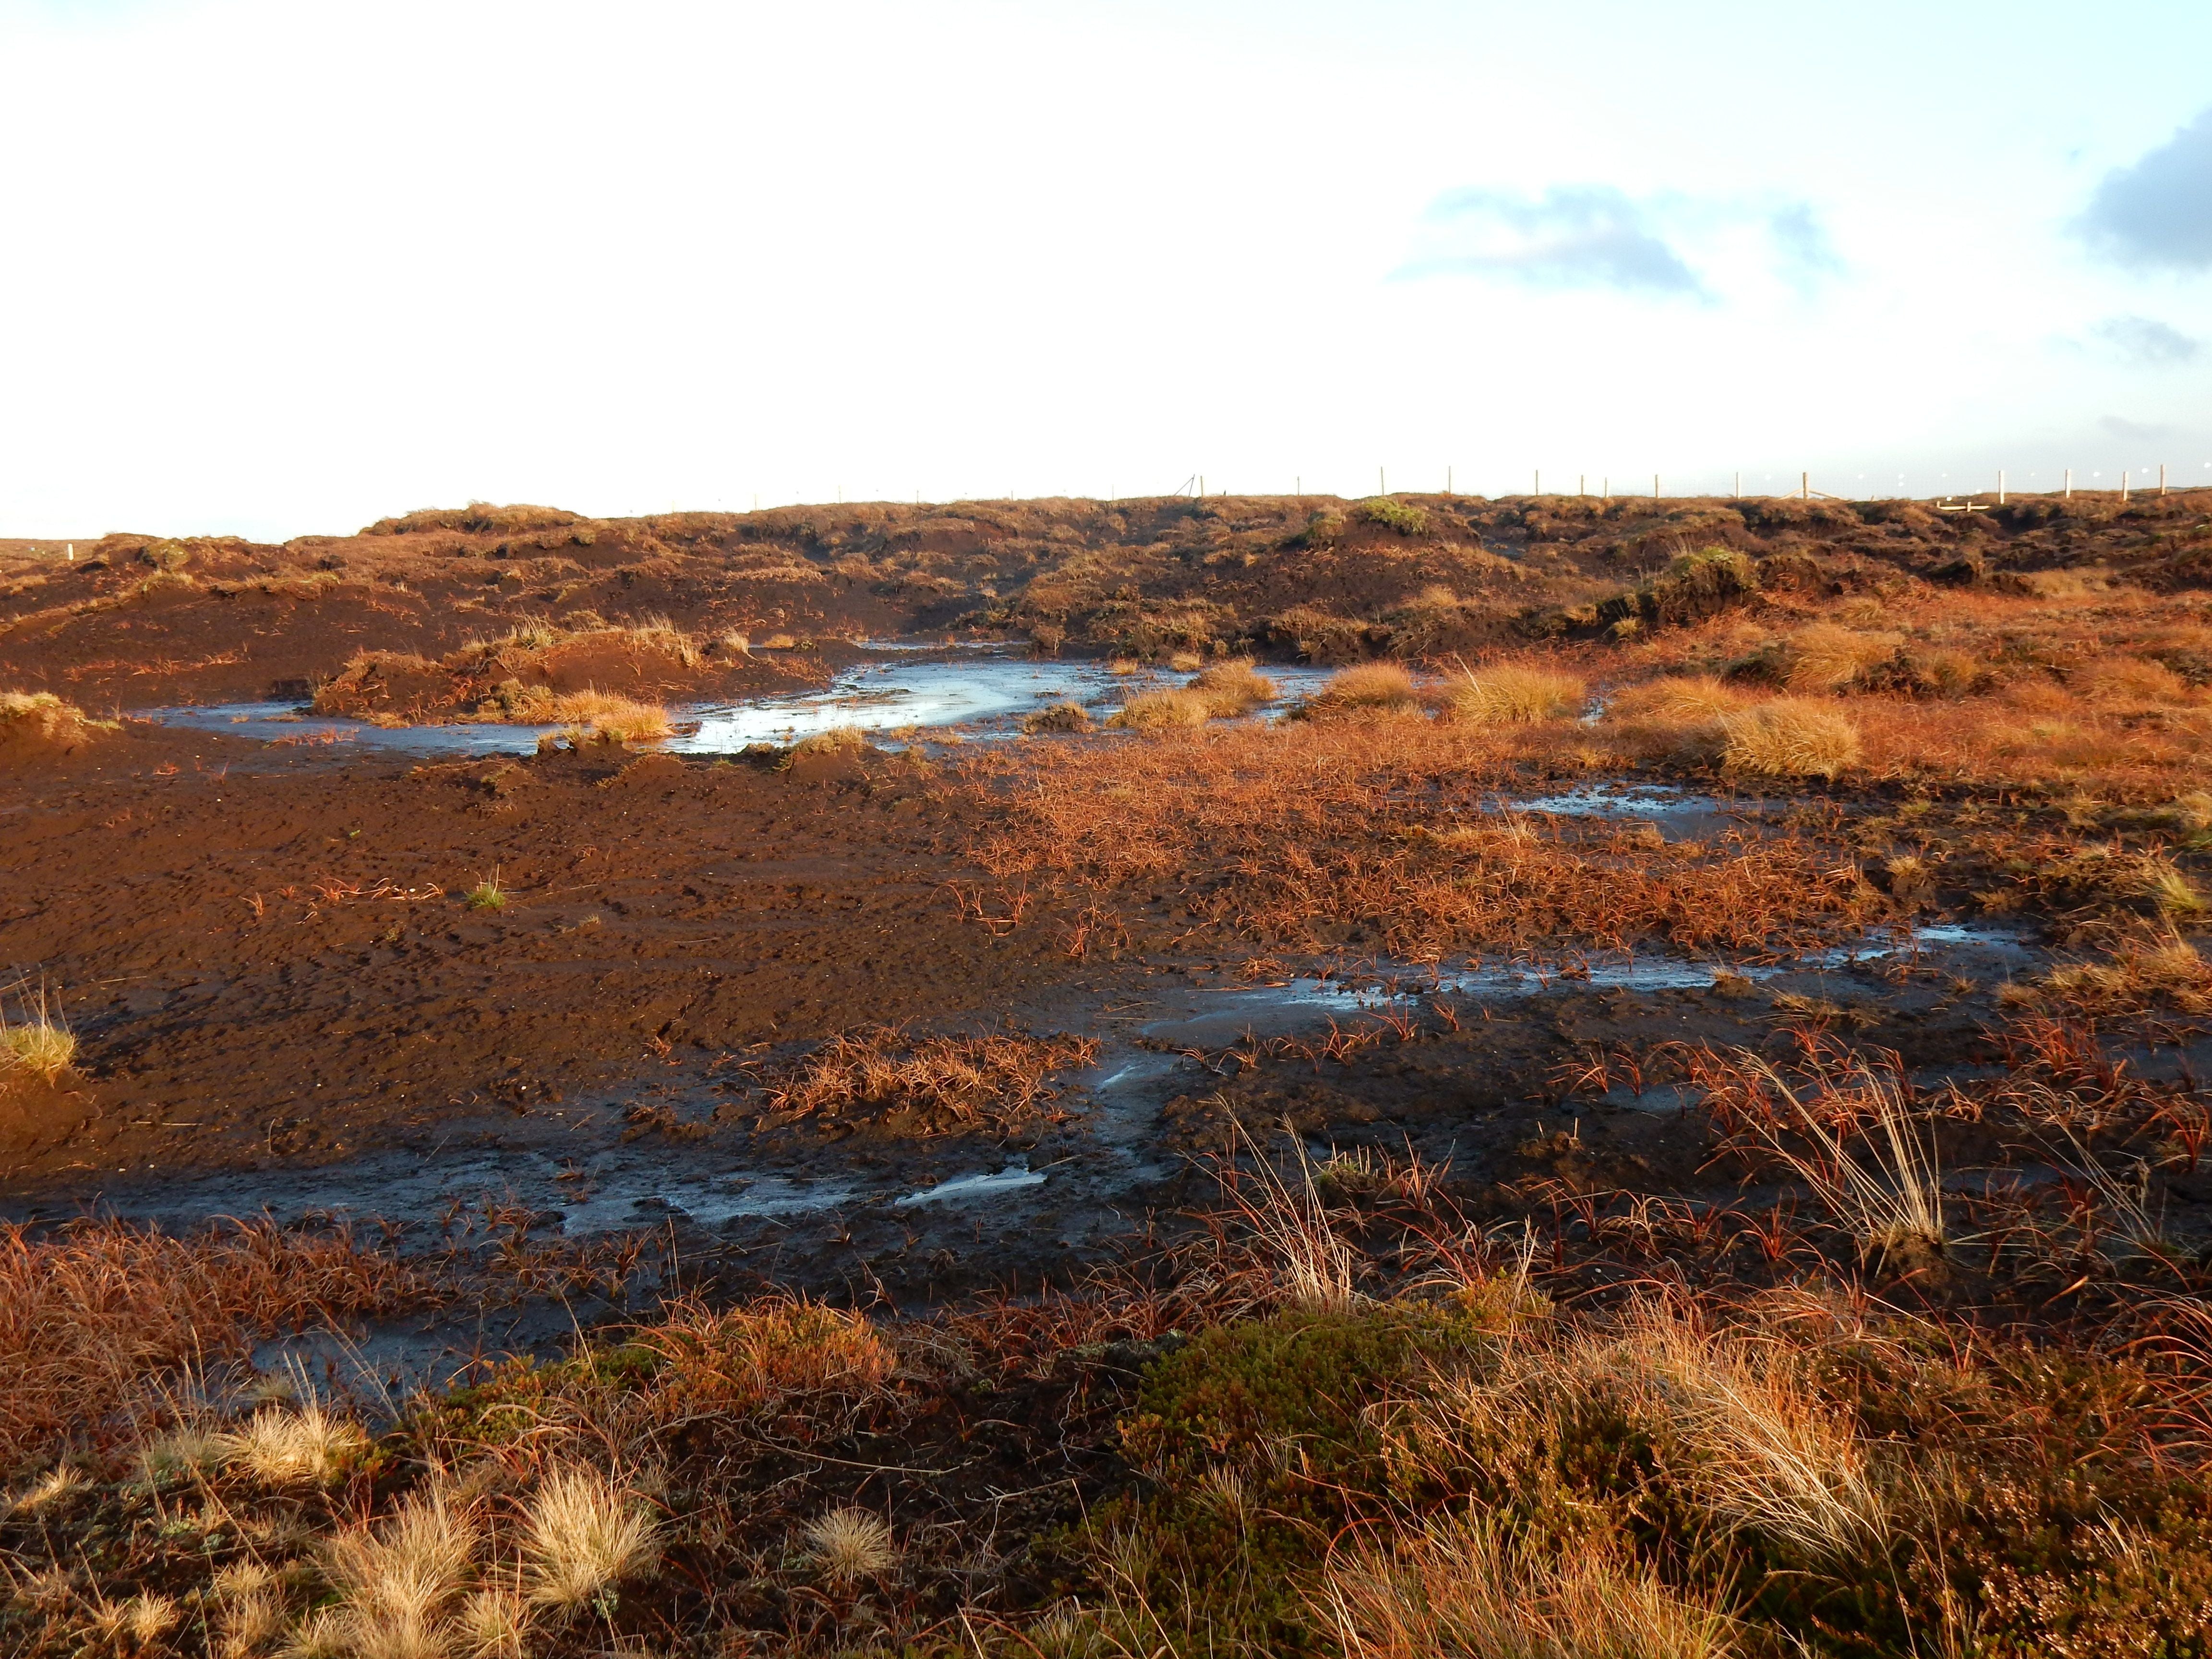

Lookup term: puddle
[1139,924,2031,1048]
[141,701,557,756]
[138,651,1343,757]
[895,1162,1047,1206]
[556,1172,861,1234]
[1504,783,1728,818]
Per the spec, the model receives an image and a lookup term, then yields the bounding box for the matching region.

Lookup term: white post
[1447,466,1453,495]
[2161,463,2168,496]
[1801,470,1809,500]
[2064,469,2071,499]
[1733,471,1740,499]
[1653,473,1660,500]
[1579,474,1585,497]
[1380,466,1386,496]
[2121,470,2129,503]
[1603,477,1609,501]
[1998,469,2006,505]
[1534,469,1540,495]
[66,543,73,561]
[1296,476,1301,497]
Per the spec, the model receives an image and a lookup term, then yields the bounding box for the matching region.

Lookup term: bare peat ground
[5,492,2212,1657]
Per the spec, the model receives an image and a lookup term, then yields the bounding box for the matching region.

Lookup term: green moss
[1090,1304,1481,1653]
[1356,497,1430,536]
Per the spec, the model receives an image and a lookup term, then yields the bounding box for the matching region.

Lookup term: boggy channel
[0,648,2073,1384]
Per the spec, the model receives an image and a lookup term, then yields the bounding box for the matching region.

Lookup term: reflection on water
[1504,783,1728,818]
[1139,922,2030,1047]
[138,650,1343,757]
[141,701,557,756]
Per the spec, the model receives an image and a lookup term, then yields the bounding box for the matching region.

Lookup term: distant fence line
[734,463,2208,512]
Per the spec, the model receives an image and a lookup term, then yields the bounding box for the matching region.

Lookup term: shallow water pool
[138,649,1342,756]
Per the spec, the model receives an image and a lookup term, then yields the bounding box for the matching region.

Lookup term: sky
[2,0,2210,540]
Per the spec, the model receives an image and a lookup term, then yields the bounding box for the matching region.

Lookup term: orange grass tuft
[644,1297,894,1413]
[0,1219,425,1474]
[761,1027,1099,1131]
[960,719,1876,960]
[1307,661,1419,714]
[1447,663,1587,725]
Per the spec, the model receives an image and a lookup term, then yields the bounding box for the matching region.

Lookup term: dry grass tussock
[0,689,105,752]
[2005,936,2212,1016]
[644,1298,894,1413]
[1390,1296,1890,1564]
[1448,663,1587,725]
[1717,698,1862,779]
[1691,1047,1945,1257]
[1185,657,1277,716]
[1305,661,1419,714]
[0,985,76,1084]
[220,1400,370,1486]
[1222,1130,1359,1313]
[806,1507,900,1587]
[521,1467,661,1613]
[783,724,867,761]
[1603,674,1747,724]
[761,1026,1098,1131]
[526,689,673,742]
[1322,1517,1738,1659]
[0,1218,422,1473]
[1021,699,1094,734]
[1093,655,1270,730]
[1775,622,1900,692]
[323,1489,481,1653]
[1108,687,1213,729]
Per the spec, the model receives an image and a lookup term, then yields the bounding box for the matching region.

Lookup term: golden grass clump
[520,1468,661,1614]
[1599,1301,1888,1556]
[2143,855,2208,917]
[0,690,102,751]
[1393,1297,1887,1566]
[1322,1518,1738,1659]
[544,690,673,742]
[647,1297,894,1412]
[1718,699,1862,779]
[1309,661,1419,714]
[0,987,75,1084]
[8,1462,85,1514]
[0,1217,417,1475]
[324,1491,481,1658]
[1186,657,1278,717]
[2079,655,2191,704]
[785,725,868,761]
[1108,687,1213,729]
[453,1588,528,1659]
[1605,674,1747,724]
[91,1593,182,1648]
[1449,664,1586,725]
[621,613,701,668]
[2010,938,2212,1016]
[1778,623,1899,693]
[220,1403,370,1486]
[765,1027,1099,1130]
[217,1582,289,1656]
[806,1507,900,1587]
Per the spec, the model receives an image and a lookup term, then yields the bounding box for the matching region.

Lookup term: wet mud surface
[0,702,2075,1330]
[9,627,2210,1398]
